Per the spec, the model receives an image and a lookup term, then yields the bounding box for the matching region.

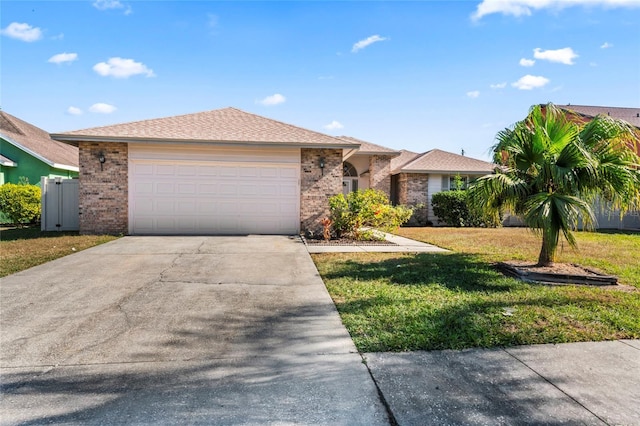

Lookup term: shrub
[0,183,41,226]
[328,189,413,239]
[432,190,500,227]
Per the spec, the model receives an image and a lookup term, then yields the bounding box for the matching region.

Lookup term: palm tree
[468,103,640,266]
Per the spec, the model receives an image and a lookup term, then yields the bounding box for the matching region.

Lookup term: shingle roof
[0,111,79,169]
[395,149,496,174]
[390,149,420,173]
[337,136,400,156]
[53,107,357,148]
[557,105,640,128]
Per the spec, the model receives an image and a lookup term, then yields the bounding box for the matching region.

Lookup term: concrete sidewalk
[305,232,449,253]
[366,340,640,426]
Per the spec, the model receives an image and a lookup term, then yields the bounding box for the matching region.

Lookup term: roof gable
[0,111,79,170]
[390,149,420,173]
[337,136,400,156]
[396,149,495,174]
[53,107,357,148]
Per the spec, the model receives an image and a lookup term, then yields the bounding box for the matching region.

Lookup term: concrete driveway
[0,236,388,425]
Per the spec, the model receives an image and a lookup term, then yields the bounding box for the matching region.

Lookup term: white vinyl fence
[41,177,79,231]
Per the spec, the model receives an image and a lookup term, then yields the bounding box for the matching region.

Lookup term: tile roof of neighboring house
[52,107,358,148]
[0,111,79,170]
[390,149,420,173]
[337,136,400,156]
[394,149,496,174]
[556,105,640,128]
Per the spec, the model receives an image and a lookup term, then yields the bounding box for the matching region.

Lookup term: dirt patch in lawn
[498,261,636,291]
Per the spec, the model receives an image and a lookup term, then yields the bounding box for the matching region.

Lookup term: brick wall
[397,173,429,226]
[369,155,393,196]
[78,142,128,235]
[300,148,342,235]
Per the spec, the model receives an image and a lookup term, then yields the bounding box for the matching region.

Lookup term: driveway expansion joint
[503,348,609,425]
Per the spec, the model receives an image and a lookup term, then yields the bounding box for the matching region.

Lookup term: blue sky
[2,0,639,161]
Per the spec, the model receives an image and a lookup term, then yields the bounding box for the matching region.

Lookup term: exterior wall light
[98,153,106,171]
[319,158,325,175]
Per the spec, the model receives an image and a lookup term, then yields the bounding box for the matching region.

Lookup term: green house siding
[1,138,78,186]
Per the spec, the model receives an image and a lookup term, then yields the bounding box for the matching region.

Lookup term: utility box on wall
[41,177,79,231]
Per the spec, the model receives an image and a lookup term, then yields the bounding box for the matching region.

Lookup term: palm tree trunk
[537,232,556,266]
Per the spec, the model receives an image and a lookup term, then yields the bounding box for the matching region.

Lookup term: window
[343,162,357,177]
[442,174,469,191]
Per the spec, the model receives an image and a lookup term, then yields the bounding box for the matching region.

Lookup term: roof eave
[352,150,402,157]
[2,134,78,170]
[51,134,359,150]
[396,169,495,174]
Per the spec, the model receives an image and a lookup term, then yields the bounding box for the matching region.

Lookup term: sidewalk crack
[503,348,609,425]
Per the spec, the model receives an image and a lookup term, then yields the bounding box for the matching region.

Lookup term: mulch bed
[497,260,620,286]
[302,237,397,246]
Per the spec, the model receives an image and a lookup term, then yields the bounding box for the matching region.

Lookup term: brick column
[397,173,429,226]
[78,142,128,235]
[300,148,342,235]
[369,155,392,196]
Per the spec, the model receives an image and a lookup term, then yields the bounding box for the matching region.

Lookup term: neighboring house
[556,104,640,230]
[0,111,79,185]
[556,105,640,156]
[51,107,362,235]
[389,149,496,225]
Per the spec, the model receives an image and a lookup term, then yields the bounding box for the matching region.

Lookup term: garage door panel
[156,165,176,175]
[129,145,300,235]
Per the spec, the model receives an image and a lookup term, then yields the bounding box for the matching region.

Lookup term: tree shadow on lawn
[322,252,517,293]
[320,253,636,350]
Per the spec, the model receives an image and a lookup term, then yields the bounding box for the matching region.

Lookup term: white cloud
[256,93,286,106]
[467,90,480,98]
[324,121,344,130]
[208,14,219,28]
[67,106,83,115]
[519,58,535,67]
[601,42,613,49]
[490,82,507,89]
[511,75,550,90]
[51,33,64,40]
[93,0,131,14]
[93,57,155,78]
[89,103,117,114]
[533,47,578,65]
[472,0,640,21]
[1,22,43,42]
[48,52,78,64]
[352,35,387,53]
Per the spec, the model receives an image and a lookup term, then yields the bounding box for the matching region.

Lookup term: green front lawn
[0,227,119,277]
[312,228,639,352]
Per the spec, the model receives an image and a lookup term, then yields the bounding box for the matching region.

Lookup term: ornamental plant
[0,182,42,226]
[328,189,412,239]
[468,103,640,266]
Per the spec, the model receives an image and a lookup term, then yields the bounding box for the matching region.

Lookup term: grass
[0,226,119,277]
[312,227,639,352]
[395,227,640,287]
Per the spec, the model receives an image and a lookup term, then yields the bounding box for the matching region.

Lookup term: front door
[342,178,352,196]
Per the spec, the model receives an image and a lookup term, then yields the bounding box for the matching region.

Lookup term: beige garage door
[128,144,300,235]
